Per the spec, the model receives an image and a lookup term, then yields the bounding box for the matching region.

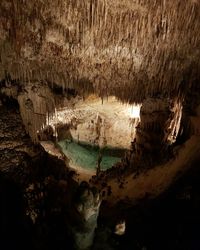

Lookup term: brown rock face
[137,98,171,146]
[129,98,181,167]
[0,0,199,103]
[0,100,40,175]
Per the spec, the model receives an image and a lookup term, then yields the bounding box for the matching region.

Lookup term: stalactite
[0,0,199,104]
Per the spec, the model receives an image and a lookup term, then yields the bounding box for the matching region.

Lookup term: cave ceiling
[0,0,199,103]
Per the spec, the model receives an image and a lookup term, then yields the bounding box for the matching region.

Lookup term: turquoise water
[58,140,123,171]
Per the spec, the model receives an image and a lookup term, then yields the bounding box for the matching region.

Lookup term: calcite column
[178,83,200,141]
[71,182,101,250]
[133,98,173,166]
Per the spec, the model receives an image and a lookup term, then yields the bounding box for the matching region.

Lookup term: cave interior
[0,0,200,249]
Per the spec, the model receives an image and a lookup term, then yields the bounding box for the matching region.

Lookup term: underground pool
[58,139,125,171]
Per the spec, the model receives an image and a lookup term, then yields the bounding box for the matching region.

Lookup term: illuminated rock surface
[0,1,200,249]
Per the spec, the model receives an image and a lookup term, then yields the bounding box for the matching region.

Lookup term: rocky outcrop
[132,98,174,166]
[178,82,200,141]
[104,134,200,205]
[70,182,101,250]
[17,84,55,142]
[0,101,40,177]
[0,80,79,142]
[121,97,182,169]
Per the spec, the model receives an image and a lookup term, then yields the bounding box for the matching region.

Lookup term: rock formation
[0,0,199,103]
[0,1,200,249]
[70,182,101,250]
[133,98,174,166]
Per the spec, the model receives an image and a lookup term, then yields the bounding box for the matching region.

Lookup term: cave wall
[177,81,200,142]
[68,98,140,149]
[0,80,78,142]
[134,98,172,162]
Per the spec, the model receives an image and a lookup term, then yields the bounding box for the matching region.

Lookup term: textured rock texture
[0,80,78,142]
[178,83,200,141]
[0,0,199,145]
[0,0,199,103]
[71,182,101,250]
[48,96,140,149]
[134,98,173,164]
[0,101,40,176]
[0,100,97,249]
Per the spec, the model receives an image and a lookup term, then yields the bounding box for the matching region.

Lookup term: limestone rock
[72,181,101,250]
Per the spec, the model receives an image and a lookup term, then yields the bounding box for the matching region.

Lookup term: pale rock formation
[71,182,101,250]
